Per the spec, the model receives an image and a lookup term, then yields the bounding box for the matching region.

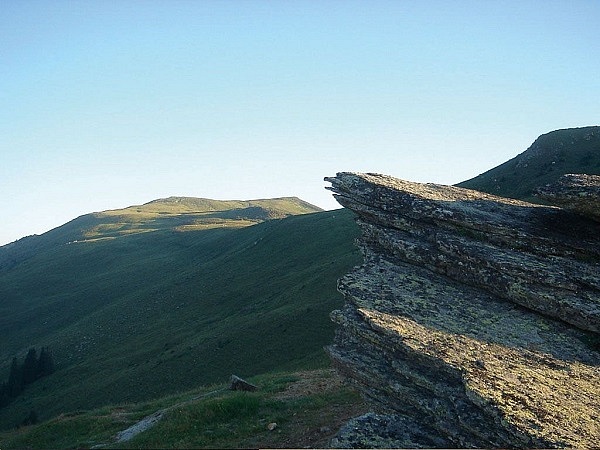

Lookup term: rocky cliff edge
[325,172,600,448]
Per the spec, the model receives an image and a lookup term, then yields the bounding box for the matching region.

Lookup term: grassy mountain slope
[78,196,323,239]
[457,126,600,201]
[0,196,320,271]
[0,369,367,449]
[0,200,359,429]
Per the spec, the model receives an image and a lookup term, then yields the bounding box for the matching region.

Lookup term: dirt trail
[114,410,165,443]
[107,388,225,445]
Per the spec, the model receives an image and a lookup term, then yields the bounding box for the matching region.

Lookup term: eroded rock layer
[326,172,600,448]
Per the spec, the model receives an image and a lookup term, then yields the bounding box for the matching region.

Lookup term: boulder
[229,375,258,392]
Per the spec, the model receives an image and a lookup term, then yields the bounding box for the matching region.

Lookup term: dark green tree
[36,347,55,378]
[21,409,38,426]
[22,348,38,385]
[8,357,23,397]
[1,347,56,411]
[0,382,9,407]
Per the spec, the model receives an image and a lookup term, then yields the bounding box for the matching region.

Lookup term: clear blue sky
[1,0,599,245]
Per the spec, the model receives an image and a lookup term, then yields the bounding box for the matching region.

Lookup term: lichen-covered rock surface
[325,172,600,448]
[536,173,600,221]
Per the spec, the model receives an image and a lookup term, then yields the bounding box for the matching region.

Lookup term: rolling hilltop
[0,196,320,270]
[74,195,324,239]
[458,126,600,200]
[0,197,359,429]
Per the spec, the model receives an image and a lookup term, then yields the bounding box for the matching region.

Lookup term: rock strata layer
[536,173,600,221]
[325,172,600,448]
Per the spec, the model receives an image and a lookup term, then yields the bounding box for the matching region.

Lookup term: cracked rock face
[325,172,600,448]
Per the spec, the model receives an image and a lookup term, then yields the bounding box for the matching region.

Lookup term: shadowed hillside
[458,126,600,201]
[0,199,359,429]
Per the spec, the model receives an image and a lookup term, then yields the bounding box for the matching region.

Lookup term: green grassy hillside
[0,369,367,449]
[0,199,359,429]
[78,196,324,239]
[0,196,321,271]
[457,126,600,201]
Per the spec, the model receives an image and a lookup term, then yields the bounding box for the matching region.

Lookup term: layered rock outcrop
[325,172,600,448]
[536,173,600,222]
